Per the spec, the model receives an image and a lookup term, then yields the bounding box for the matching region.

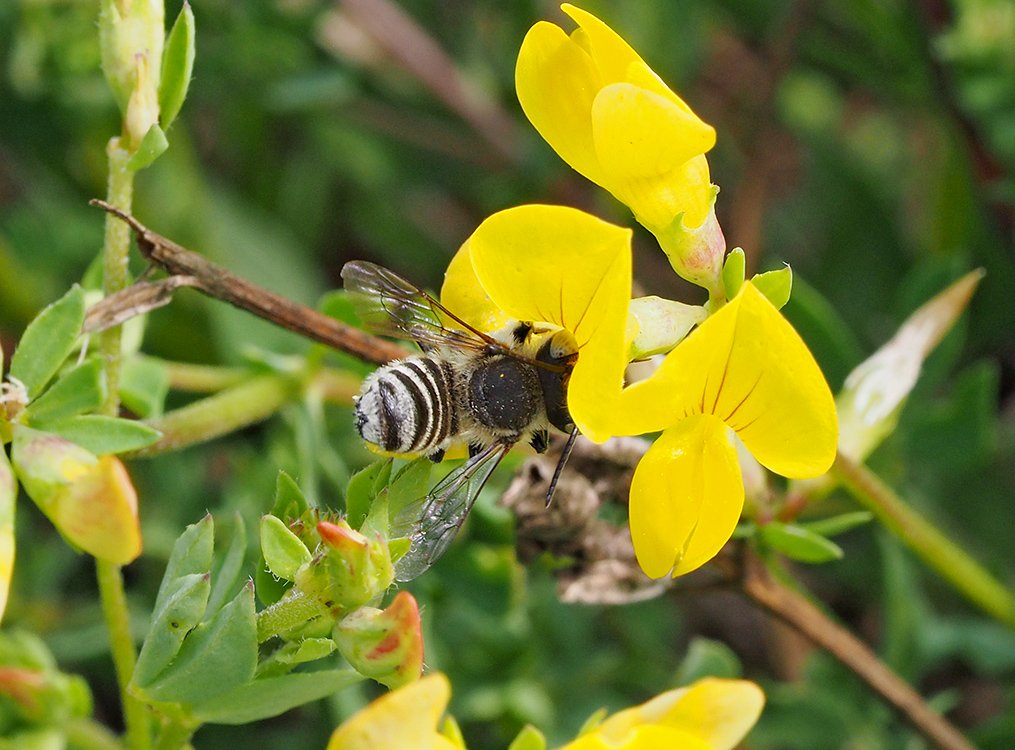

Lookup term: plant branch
[128,374,300,457]
[833,452,1015,629]
[726,551,976,750]
[97,141,150,750]
[89,201,406,366]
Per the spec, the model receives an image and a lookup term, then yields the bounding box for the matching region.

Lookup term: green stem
[100,141,134,415]
[152,718,198,750]
[129,373,300,457]
[96,559,150,750]
[833,453,1015,629]
[96,138,150,750]
[256,587,331,643]
[159,360,250,393]
[66,717,127,750]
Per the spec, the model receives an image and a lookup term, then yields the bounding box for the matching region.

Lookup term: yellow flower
[443,207,837,579]
[606,284,837,577]
[517,4,722,289]
[559,678,765,750]
[326,673,461,750]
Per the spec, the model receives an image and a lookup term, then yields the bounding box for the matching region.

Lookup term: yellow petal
[592,82,715,182]
[516,21,607,185]
[651,678,765,750]
[608,284,837,478]
[465,205,630,347]
[0,450,14,622]
[560,4,644,85]
[465,205,632,443]
[440,242,512,333]
[629,414,744,578]
[327,673,457,750]
[560,725,712,750]
[592,83,716,230]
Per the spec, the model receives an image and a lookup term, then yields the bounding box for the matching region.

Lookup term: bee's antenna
[545,426,580,507]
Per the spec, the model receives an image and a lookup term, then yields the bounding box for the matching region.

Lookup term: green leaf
[25,358,105,424]
[759,522,844,563]
[37,415,161,454]
[158,2,196,130]
[207,514,248,615]
[10,286,85,399]
[120,356,170,419]
[133,573,211,689]
[318,290,360,326]
[386,460,432,520]
[141,584,257,704]
[160,515,215,599]
[751,265,793,309]
[801,511,874,538]
[272,470,309,520]
[126,124,169,171]
[259,515,311,581]
[193,669,363,725]
[507,725,547,750]
[134,515,217,686]
[673,637,743,683]
[722,247,745,300]
[345,459,391,530]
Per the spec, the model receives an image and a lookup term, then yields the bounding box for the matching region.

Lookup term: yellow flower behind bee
[442,206,836,579]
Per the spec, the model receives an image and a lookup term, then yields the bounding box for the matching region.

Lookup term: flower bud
[99,0,165,114]
[11,426,141,565]
[335,591,423,689]
[294,521,394,613]
[0,666,91,726]
[124,51,161,150]
[837,270,984,462]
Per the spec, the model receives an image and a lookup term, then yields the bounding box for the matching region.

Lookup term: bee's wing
[392,443,510,581]
[341,260,496,352]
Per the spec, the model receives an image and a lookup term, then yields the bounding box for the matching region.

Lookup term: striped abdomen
[354,356,457,454]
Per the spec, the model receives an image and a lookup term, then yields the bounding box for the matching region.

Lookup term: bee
[341,260,581,580]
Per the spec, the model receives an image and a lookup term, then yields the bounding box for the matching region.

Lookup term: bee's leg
[428,448,446,463]
[468,442,485,458]
[530,429,549,454]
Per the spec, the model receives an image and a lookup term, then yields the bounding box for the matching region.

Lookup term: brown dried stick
[89,199,406,366]
[729,553,976,750]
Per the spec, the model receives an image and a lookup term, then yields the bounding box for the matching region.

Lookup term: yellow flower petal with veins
[464,205,632,443]
[629,414,744,578]
[610,284,837,479]
[327,673,457,750]
[441,242,512,333]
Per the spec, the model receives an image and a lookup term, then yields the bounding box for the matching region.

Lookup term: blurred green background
[2,0,1014,747]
